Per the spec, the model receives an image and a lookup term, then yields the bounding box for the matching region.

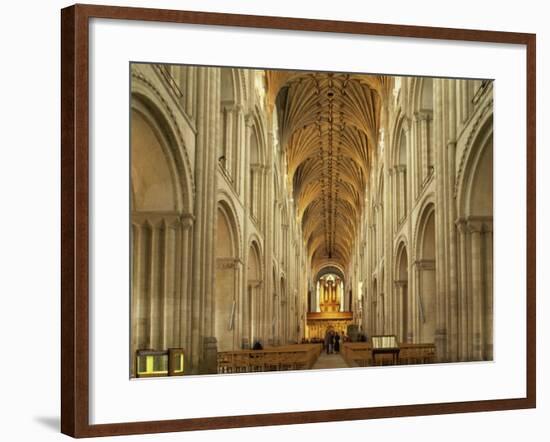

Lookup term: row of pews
[341,342,436,367]
[217,344,323,374]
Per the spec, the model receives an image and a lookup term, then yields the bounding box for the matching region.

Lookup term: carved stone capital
[465,216,492,234]
[401,117,411,133]
[455,217,468,234]
[180,213,195,229]
[216,257,242,270]
[394,165,406,173]
[245,113,255,128]
[221,101,236,113]
[250,163,264,173]
[248,279,263,289]
[466,220,484,234]
[414,259,435,270]
[414,110,433,122]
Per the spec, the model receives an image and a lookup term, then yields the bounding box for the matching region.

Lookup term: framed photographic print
[61,3,536,438]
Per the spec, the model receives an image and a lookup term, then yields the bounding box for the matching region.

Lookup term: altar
[305,311,354,340]
[305,274,354,340]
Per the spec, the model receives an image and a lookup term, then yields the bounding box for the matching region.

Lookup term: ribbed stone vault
[267,71,392,273]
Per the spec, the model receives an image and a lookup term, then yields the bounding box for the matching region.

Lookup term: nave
[130,63,493,377]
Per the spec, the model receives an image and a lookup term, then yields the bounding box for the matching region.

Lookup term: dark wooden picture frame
[61,3,536,438]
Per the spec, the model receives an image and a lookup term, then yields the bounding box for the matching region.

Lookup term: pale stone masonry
[130,63,493,375]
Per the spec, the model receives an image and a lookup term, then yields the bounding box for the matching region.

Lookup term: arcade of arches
[130,63,493,376]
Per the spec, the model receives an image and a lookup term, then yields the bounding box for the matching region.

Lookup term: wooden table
[372,347,400,365]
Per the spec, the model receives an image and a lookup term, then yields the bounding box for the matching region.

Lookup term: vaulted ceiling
[267,70,392,274]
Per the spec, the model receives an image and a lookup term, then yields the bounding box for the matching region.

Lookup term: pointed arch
[131,75,194,215]
[414,201,437,342]
[214,197,242,352]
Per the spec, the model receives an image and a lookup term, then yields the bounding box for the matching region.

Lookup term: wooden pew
[217,344,322,374]
[398,343,436,365]
[341,342,436,367]
[341,342,372,367]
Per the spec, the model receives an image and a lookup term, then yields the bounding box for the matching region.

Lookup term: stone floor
[311,351,349,370]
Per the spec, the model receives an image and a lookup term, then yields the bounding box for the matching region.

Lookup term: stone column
[395,281,410,343]
[417,111,432,182]
[257,277,263,344]
[456,220,469,361]
[191,67,220,374]
[396,166,406,221]
[149,218,163,350]
[459,79,468,124]
[184,66,196,120]
[468,220,484,361]
[179,215,194,367]
[433,78,448,362]
[264,153,274,342]
[380,204,385,263]
[413,263,421,343]
[390,168,397,231]
[222,104,234,176]
[484,221,493,360]
[446,81,458,361]
[235,105,245,195]
[397,281,413,342]
[250,164,263,221]
[130,220,143,376]
[135,220,151,351]
[162,216,178,350]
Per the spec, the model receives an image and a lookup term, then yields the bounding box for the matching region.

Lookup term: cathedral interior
[130,63,493,377]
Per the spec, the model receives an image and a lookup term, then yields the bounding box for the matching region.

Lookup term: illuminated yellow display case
[136,348,185,378]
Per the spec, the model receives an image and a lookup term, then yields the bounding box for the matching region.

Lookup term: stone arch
[395,240,409,343]
[411,77,434,176]
[220,68,247,181]
[248,109,268,224]
[314,264,345,284]
[412,77,434,113]
[131,76,194,214]
[456,114,493,360]
[131,105,178,212]
[246,238,263,345]
[456,111,493,212]
[457,117,493,219]
[130,91,195,371]
[415,202,437,343]
[412,193,436,258]
[249,108,268,165]
[391,113,409,167]
[214,198,241,352]
[391,113,409,223]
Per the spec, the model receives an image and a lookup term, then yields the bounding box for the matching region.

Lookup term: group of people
[323,329,341,354]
